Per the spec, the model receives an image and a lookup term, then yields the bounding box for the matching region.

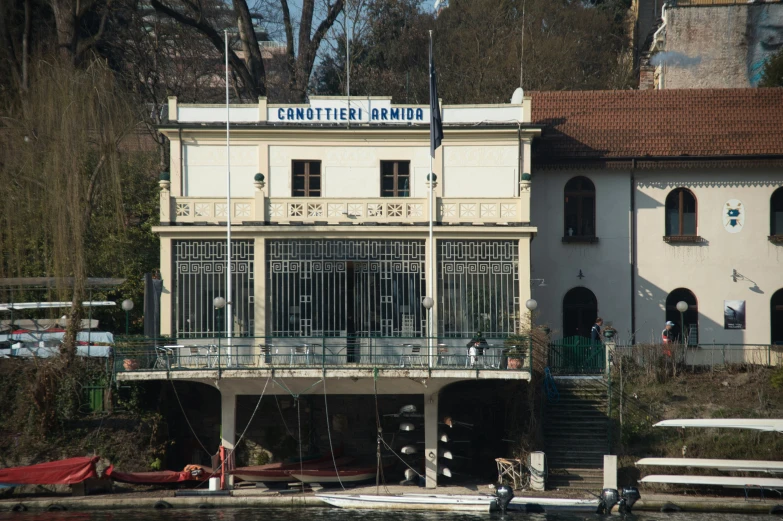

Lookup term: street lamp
[121,299,134,335]
[676,300,689,344]
[214,296,226,349]
[422,297,434,367]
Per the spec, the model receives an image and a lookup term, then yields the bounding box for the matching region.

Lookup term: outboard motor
[618,487,641,514]
[597,488,619,515]
[495,484,514,514]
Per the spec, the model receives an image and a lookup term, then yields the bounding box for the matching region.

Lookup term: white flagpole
[428,31,434,368]
[225,30,233,366]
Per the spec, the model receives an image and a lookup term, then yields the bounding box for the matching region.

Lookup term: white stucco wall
[530,170,633,342]
[443,146,519,198]
[266,144,519,199]
[635,170,783,345]
[183,144,259,197]
[268,145,432,198]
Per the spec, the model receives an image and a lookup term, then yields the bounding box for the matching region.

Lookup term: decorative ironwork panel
[267,240,426,337]
[174,240,254,338]
[438,240,519,337]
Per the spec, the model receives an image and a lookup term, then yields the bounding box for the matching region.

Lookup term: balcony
[161,196,529,225]
[114,336,533,382]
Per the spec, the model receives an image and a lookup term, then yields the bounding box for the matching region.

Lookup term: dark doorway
[772,289,783,345]
[665,288,698,344]
[563,287,598,338]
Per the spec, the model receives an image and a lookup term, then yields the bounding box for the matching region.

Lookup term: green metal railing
[112,335,534,376]
[548,336,606,375]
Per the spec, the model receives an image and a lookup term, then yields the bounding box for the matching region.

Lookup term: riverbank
[2,485,781,514]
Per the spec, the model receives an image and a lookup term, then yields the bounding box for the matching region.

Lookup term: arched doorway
[666,288,698,345]
[772,289,783,345]
[563,287,598,338]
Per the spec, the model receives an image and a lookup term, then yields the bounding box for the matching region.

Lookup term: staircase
[543,377,610,491]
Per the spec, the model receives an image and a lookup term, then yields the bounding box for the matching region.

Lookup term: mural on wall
[724,300,746,330]
[723,199,745,233]
[747,4,783,86]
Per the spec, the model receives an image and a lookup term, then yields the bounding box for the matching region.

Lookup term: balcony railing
[161,196,529,225]
[113,336,534,375]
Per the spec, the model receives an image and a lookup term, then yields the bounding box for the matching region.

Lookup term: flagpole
[225,29,233,366]
[428,30,434,369]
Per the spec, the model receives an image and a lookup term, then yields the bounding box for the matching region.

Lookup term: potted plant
[505,345,526,369]
[123,358,139,371]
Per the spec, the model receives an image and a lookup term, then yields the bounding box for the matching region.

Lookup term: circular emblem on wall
[723,199,744,233]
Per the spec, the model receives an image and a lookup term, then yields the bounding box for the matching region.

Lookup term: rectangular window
[292,160,321,197]
[380,161,411,197]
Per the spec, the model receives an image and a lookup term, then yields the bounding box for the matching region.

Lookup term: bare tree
[149,0,267,99]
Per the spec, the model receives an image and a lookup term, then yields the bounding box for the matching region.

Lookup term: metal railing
[612,343,783,370]
[112,336,534,375]
[672,0,781,6]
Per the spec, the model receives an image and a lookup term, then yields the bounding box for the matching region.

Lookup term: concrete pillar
[221,391,237,488]
[603,455,618,490]
[254,237,266,340]
[518,237,532,329]
[221,391,237,450]
[159,237,173,336]
[424,391,439,488]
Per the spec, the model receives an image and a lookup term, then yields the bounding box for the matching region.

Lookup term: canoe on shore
[290,465,386,484]
[232,456,354,483]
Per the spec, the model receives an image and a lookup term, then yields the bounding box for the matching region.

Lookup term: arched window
[563,287,598,338]
[772,289,783,345]
[564,176,596,238]
[665,288,698,345]
[771,187,783,237]
[665,188,697,237]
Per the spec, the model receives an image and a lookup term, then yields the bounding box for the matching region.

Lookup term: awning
[0,456,99,485]
[104,466,206,484]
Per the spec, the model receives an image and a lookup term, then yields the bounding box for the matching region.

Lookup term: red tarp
[103,466,207,484]
[0,456,98,485]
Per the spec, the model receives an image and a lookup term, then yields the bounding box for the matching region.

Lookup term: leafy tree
[760,49,783,88]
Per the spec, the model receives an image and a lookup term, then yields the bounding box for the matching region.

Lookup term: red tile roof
[530,88,783,160]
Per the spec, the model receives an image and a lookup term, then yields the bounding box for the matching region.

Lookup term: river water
[0,507,772,521]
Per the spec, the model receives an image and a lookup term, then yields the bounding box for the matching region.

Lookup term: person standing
[591,318,603,344]
[661,321,675,357]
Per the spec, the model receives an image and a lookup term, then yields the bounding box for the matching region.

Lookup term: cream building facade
[118,88,783,488]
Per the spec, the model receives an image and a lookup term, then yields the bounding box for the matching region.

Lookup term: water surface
[0,507,772,521]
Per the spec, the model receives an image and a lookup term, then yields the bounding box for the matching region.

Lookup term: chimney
[639,65,656,90]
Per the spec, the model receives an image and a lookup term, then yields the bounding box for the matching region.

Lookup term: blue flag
[429,33,443,159]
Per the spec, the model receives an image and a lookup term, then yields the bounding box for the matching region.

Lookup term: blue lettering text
[349,108,357,120]
[407,108,414,120]
[277,108,285,120]
[286,108,294,120]
[371,108,379,120]
[340,108,346,120]
[316,108,322,119]
[358,108,363,120]
[390,108,399,120]
[381,108,388,120]
[296,108,305,120]
[307,108,314,120]
[416,108,424,121]
[325,108,332,119]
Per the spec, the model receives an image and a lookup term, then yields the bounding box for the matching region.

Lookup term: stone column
[221,391,237,487]
[424,391,439,488]
[159,237,173,336]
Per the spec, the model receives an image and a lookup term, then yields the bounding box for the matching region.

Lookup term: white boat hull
[316,493,600,513]
[637,457,783,474]
[641,474,783,489]
[315,493,491,512]
[654,419,783,432]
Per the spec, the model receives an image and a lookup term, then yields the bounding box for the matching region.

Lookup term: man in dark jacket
[591,318,603,344]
